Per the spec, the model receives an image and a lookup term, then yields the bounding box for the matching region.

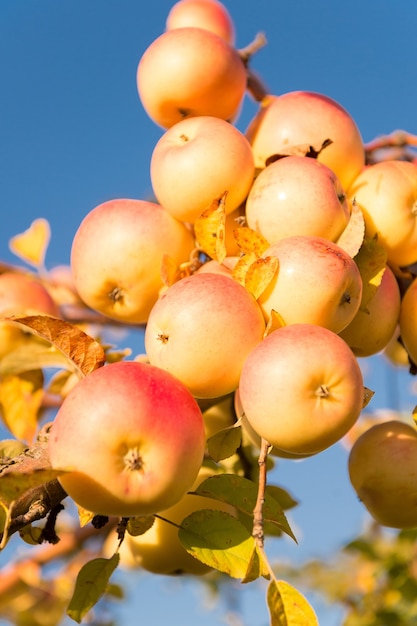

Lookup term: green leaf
[67,554,120,624]
[19,524,43,545]
[207,425,242,462]
[127,515,155,536]
[242,543,270,584]
[265,485,299,511]
[0,469,67,507]
[267,580,319,626]
[178,509,257,579]
[194,474,297,542]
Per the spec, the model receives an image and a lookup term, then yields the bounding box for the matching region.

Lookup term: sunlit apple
[166,0,235,45]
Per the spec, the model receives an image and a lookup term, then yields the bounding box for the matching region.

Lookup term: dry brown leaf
[233,227,270,257]
[6,315,105,378]
[9,218,51,269]
[245,256,279,299]
[194,193,227,264]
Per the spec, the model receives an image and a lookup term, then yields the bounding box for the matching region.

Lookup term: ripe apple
[109,466,236,575]
[202,395,236,440]
[70,198,195,324]
[238,324,364,455]
[0,271,60,359]
[166,0,235,45]
[144,272,266,398]
[48,361,206,517]
[150,116,255,223]
[137,27,247,128]
[383,326,410,368]
[399,276,417,366]
[245,155,351,244]
[348,160,417,267]
[245,91,365,191]
[257,235,363,333]
[348,420,417,528]
[339,264,401,357]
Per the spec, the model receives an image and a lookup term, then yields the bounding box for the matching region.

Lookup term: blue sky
[1,2,417,625]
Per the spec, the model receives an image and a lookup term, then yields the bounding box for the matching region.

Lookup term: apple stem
[252,437,270,549]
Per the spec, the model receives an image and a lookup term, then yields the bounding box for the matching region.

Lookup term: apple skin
[245,91,365,191]
[238,324,364,455]
[348,160,417,268]
[48,361,206,517]
[70,198,195,324]
[150,116,255,223]
[339,264,401,357]
[166,0,235,45]
[0,271,60,359]
[144,272,266,399]
[348,420,417,529]
[245,155,351,245]
[399,276,417,366]
[258,235,363,333]
[137,27,246,129]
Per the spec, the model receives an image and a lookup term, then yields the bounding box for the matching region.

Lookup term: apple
[383,326,410,368]
[238,324,364,456]
[202,395,236,440]
[245,91,365,191]
[399,276,417,366]
[48,360,206,517]
[348,160,417,268]
[348,420,417,529]
[137,27,247,129]
[245,155,351,244]
[339,264,401,357]
[0,271,60,359]
[70,198,195,324]
[150,116,255,223]
[144,272,266,398]
[257,235,363,333]
[166,0,235,45]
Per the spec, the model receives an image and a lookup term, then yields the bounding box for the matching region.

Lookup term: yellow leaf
[264,309,286,337]
[245,256,279,300]
[78,506,96,528]
[233,226,270,257]
[267,579,319,626]
[194,193,227,264]
[336,201,366,258]
[0,372,44,443]
[232,251,258,287]
[354,235,388,312]
[9,218,51,269]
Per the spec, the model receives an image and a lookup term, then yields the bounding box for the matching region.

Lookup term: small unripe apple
[49,361,206,517]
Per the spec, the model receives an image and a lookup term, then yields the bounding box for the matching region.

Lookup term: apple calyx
[316,384,330,398]
[108,286,124,303]
[123,447,144,472]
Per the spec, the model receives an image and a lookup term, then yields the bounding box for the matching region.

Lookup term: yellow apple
[150,116,255,223]
[245,91,365,191]
[258,235,363,333]
[144,272,266,398]
[245,155,351,244]
[399,276,417,366]
[137,27,246,128]
[339,264,401,357]
[238,324,364,455]
[166,0,235,45]
[48,361,206,517]
[348,420,417,528]
[70,198,195,324]
[348,160,417,267]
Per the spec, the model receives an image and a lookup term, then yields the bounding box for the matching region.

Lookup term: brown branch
[365,130,417,164]
[252,437,270,549]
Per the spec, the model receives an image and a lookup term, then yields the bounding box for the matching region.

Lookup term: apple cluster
[4,0,417,576]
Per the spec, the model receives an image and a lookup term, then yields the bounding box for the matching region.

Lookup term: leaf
[0,501,9,540]
[67,554,120,624]
[9,218,51,269]
[194,474,297,542]
[242,543,270,583]
[127,515,155,536]
[0,468,67,507]
[336,201,366,258]
[0,372,44,443]
[354,235,388,312]
[160,253,182,288]
[265,485,299,511]
[19,524,43,545]
[77,506,96,528]
[6,315,106,378]
[207,425,242,462]
[194,193,227,264]
[264,309,286,337]
[178,509,256,579]
[245,256,279,299]
[232,251,258,287]
[233,226,270,257]
[0,337,77,377]
[265,139,333,166]
[0,439,28,461]
[363,387,375,409]
[267,580,319,626]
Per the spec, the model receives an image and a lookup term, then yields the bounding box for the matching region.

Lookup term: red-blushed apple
[238,324,365,455]
[348,160,417,268]
[136,28,246,128]
[257,235,363,332]
[348,420,417,529]
[48,360,206,517]
[70,198,195,324]
[399,276,417,365]
[150,116,255,224]
[0,271,60,359]
[166,0,235,45]
[245,155,351,244]
[144,272,266,398]
[339,264,401,357]
[245,91,365,191]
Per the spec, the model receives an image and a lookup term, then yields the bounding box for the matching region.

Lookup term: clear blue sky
[1,2,417,625]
